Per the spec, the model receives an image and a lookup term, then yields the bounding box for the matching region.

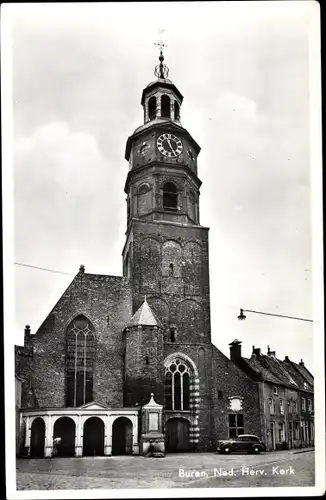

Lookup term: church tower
[123,46,213,450]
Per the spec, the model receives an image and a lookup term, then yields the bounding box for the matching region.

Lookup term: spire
[154,28,169,79]
[127,299,163,328]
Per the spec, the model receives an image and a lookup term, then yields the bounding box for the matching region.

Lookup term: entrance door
[30,418,45,458]
[83,417,104,456]
[112,417,133,455]
[166,418,190,452]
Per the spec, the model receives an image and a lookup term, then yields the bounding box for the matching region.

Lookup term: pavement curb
[293,448,315,454]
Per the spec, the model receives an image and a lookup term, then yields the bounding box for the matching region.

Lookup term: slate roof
[127,299,163,329]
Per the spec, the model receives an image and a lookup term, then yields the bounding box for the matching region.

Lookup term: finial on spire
[154,28,169,79]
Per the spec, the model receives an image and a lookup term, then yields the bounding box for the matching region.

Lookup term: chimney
[229,339,242,362]
[24,324,31,343]
[284,355,290,362]
[252,346,261,357]
[267,347,276,356]
[79,264,85,274]
[299,359,305,366]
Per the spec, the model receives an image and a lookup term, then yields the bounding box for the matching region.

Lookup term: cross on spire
[154,28,169,79]
[154,28,167,52]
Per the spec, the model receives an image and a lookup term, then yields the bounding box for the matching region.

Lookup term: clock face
[157,133,183,157]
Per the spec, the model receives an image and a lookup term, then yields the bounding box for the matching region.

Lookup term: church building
[15,49,273,458]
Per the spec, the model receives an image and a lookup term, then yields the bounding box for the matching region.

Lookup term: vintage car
[217,434,266,454]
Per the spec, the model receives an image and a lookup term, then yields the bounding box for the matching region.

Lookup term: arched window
[65,315,95,407]
[174,101,180,120]
[163,182,178,211]
[164,358,191,411]
[161,95,171,118]
[137,183,152,216]
[148,96,157,120]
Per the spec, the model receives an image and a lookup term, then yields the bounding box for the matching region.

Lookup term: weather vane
[154,28,169,79]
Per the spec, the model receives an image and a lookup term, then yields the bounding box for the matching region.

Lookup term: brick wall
[124,325,165,406]
[211,345,262,444]
[17,272,132,409]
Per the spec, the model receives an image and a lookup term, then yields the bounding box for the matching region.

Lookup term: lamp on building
[237,309,246,321]
[237,308,312,322]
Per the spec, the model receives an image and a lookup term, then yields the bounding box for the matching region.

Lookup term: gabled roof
[79,401,108,410]
[127,299,163,329]
[244,352,314,391]
[245,356,283,385]
[290,361,314,388]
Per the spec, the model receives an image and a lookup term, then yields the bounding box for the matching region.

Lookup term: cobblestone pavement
[16,449,315,490]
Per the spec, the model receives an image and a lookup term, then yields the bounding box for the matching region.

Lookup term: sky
[4,1,322,370]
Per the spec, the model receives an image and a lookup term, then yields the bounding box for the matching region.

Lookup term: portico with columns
[21,403,140,458]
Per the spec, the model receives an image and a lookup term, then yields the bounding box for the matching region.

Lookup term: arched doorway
[83,417,104,456]
[112,417,133,455]
[166,418,190,452]
[53,417,76,457]
[30,418,45,457]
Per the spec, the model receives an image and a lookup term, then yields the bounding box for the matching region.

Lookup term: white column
[75,415,83,457]
[25,416,31,456]
[105,415,112,456]
[44,415,53,458]
[132,416,139,455]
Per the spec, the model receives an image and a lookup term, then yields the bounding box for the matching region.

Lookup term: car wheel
[253,446,261,454]
[223,446,231,454]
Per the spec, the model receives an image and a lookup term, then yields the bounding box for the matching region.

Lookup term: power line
[14,262,74,276]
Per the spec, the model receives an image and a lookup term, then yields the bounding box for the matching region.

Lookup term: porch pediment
[79,401,109,410]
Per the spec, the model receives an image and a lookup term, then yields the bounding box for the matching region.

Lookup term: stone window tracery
[65,315,95,407]
[164,357,191,411]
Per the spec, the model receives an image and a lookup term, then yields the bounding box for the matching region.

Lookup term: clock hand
[167,139,176,155]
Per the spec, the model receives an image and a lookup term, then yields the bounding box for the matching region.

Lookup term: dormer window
[148,96,157,120]
[161,94,171,118]
[163,182,178,211]
[303,382,308,390]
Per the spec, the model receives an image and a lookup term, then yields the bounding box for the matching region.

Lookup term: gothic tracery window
[164,358,191,411]
[65,315,95,407]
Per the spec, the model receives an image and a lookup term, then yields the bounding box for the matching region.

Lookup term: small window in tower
[163,182,178,211]
[161,95,171,118]
[218,390,223,399]
[145,356,149,365]
[170,329,176,342]
[148,96,157,120]
[174,101,180,120]
[169,263,174,276]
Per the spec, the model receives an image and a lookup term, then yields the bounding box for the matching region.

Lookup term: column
[104,415,112,456]
[75,415,83,457]
[44,414,53,458]
[132,416,139,455]
[170,99,174,120]
[25,416,31,456]
[157,95,161,118]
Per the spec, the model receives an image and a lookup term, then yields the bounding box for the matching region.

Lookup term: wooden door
[166,418,190,452]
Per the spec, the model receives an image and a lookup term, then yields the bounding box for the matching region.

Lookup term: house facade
[229,340,314,451]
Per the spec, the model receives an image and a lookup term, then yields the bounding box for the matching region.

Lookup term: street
[16,449,314,490]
